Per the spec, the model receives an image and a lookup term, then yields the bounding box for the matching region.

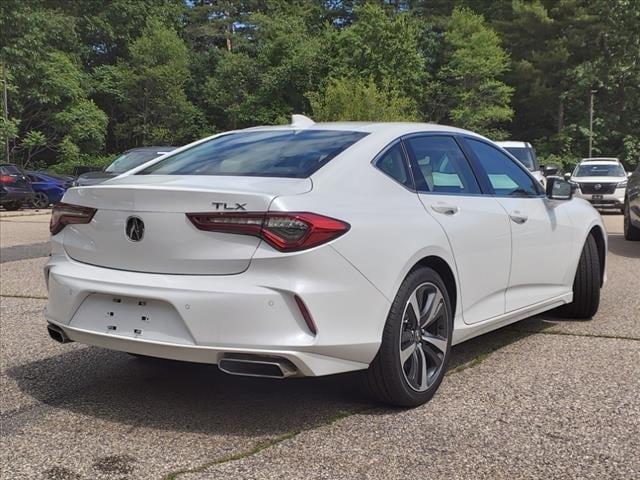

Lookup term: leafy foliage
[1,0,638,170]
[307,77,417,122]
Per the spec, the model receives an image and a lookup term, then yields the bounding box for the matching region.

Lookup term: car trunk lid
[61,175,312,274]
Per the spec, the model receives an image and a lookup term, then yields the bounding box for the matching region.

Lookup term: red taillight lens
[0,175,16,183]
[186,212,350,252]
[50,202,97,235]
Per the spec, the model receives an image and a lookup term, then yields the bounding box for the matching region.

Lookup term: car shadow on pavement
[6,321,554,437]
[606,233,640,258]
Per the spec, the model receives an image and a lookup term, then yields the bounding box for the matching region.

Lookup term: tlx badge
[211,202,247,211]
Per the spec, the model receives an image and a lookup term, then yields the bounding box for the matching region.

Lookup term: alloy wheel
[399,282,449,392]
[32,192,50,209]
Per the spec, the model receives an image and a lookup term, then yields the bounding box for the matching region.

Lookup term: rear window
[106,150,168,173]
[0,165,21,175]
[139,130,369,178]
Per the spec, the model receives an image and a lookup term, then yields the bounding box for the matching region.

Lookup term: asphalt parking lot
[1,210,638,480]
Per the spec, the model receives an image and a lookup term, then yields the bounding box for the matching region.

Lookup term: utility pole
[588,89,596,158]
[2,63,8,163]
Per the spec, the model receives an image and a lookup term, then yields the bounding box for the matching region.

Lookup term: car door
[404,134,512,324]
[462,137,575,312]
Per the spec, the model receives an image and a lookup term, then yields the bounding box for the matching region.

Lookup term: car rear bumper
[0,191,34,203]
[44,247,390,376]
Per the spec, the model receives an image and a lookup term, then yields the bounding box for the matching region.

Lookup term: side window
[404,136,480,194]
[28,175,40,182]
[374,142,413,188]
[465,138,540,196]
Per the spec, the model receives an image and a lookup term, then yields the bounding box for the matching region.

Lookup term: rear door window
[140,130,369,178]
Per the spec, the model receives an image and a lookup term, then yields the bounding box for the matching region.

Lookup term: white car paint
[45,120,606,380]
[571,160,627,211]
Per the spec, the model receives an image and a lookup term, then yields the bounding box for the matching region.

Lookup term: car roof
[577,160,620,166]
[495,141,531,148]
[580,157,619,162]
[241,121,487,139]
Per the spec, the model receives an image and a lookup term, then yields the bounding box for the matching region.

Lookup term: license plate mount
[592,194,603,200]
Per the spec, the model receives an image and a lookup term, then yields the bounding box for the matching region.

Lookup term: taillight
[186,212,350,252]
[0,175,16,183]
[50,202,97,235]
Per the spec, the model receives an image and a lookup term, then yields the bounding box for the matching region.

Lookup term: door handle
[509,211,528,224]
[431,203,459,216]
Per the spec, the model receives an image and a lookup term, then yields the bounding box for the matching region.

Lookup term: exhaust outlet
[47,323,72,344]
[218,354,298,379]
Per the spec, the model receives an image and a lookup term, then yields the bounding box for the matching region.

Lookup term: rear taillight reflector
[294,294,317,335]
[50,202,97,235]
[186,212,350,252]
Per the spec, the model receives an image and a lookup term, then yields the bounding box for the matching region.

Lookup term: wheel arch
[408,256,458,319]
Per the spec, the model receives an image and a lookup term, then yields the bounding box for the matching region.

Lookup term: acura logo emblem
[125,216,145,242]
[594,184,601,190]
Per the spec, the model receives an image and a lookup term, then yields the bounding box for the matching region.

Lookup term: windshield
[139,130,369,178]
[504,147,536,171]
[105,150,169,173]
[574,163,626,177]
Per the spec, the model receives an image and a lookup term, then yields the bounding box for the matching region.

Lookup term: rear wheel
[558,234,600,319]
[624,199,640,241]
[31,192,50,209]
[365,267,452,407]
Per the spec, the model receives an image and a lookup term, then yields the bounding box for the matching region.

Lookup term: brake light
[50,202,97,235]
[0,175,16,183]
[186,212,350,252]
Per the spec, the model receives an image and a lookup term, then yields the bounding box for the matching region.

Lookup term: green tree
[326,4,428,104]
[307,77,417,122]
[112,19,203,145]
[434,7,513,138]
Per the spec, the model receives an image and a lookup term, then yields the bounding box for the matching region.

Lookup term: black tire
[31,192,50,209]
[623,199,640,241]
[3,201,22,211]
[558,234,600,319]
[364,267,453,407]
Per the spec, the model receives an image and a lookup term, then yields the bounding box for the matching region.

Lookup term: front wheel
[364,267,452,407]
[558,234,601,319]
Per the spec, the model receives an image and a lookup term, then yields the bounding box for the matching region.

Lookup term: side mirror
[542,165,559,177]
[546,177,576,200]
[564,172,571,180]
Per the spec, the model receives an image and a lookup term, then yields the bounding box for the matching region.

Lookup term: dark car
[75,147,176,186]
[0,164,34,211]
[26,171,73,208]
[624,163,640,241]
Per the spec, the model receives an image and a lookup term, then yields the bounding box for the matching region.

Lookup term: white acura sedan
[45,117,606,407]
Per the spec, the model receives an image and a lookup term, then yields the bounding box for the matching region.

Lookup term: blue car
[26,171,73,208]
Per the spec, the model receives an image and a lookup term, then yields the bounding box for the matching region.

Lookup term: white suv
[571,159,627,212]
[495,141,545,187]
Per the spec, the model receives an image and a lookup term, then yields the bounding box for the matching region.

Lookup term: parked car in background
[45,118,606,407]
[0,164,34,211]
[26,171,74,208]
[570,159,627,213]
[74,147,177,186]
[495,141,546,187]
[624,164,640,240]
